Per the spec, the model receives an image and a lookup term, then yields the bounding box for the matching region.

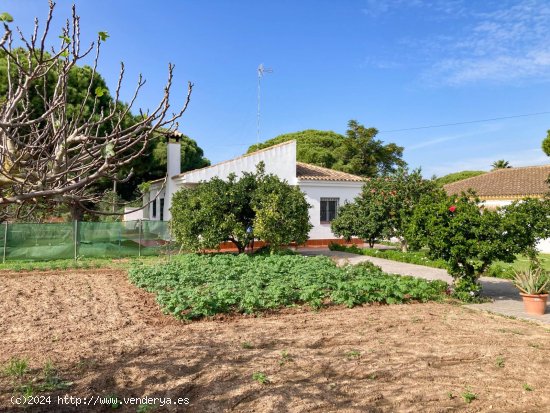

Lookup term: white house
[141,139,364,246]
[444,164,550,253]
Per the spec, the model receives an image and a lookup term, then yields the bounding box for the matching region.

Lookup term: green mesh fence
[1,220,171,261]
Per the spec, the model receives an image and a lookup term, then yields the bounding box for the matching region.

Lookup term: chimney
[165,132,182,221]
[167,132,182,178]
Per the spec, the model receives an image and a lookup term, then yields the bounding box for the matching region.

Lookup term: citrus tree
[331,168,439,250]
[406,192,550,300]
[170,164,311,253]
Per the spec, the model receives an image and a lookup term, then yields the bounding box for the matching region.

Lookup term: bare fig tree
[0,1,191,220]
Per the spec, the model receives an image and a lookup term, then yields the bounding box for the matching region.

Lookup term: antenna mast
[257,63,273,144]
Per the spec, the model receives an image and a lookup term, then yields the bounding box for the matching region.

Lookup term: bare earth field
[0,269,549,413]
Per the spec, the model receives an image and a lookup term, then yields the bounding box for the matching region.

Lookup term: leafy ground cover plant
[128,254,447,319]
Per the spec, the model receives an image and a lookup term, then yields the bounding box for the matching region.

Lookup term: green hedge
[128,254,448,319]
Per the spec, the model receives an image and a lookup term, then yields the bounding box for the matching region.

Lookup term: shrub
[128,254,447,319]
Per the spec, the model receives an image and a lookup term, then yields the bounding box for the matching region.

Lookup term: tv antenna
[257,63,273,144]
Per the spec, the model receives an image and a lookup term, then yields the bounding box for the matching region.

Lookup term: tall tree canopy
[247,120,406,177]
[116,134,210,201]
[491,160,511,170]
[434,170,486,186]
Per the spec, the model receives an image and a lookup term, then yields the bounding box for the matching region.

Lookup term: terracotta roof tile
[443,165,550,198]
[296,162,364,182]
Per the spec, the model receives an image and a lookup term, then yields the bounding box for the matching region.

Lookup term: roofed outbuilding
[444,165,550,199]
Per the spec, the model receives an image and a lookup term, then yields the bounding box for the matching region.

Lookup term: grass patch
[345,350,361,359]
[2,358,72,401]
[3,357,29,378]
[0,255,168,272]
[330,243,550,280]
[128,254,448,320]
[252,371,269,384]
[329,243,448,269]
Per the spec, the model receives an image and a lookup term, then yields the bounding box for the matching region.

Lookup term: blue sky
[5,0,550,176]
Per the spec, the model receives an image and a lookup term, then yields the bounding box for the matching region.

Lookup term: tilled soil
[0,269,549,412]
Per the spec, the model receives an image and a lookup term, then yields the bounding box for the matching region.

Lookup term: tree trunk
[368,238,375,248]
[400,239,408,253]
[229,239,245,254]
[69,203,84,221]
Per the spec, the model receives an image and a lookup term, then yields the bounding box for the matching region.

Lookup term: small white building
[141,139,364,245]
[444,165,550,253]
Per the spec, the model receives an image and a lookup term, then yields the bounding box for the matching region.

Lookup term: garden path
[298,247,550,326]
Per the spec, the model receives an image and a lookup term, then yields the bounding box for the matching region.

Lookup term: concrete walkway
[298,247,550,326]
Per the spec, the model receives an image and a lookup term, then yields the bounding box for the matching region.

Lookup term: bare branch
[0,2,193,219]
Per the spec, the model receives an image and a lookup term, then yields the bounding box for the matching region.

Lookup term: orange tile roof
[444,164,550,198]
[296,162,364,182]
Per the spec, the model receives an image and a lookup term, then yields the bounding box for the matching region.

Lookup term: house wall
[173,141,297,186]
[298,180,363,240]
[145,185,166,221]
[123,207,144,221]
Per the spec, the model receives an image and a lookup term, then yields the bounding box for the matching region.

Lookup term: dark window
[159,198,165,221]
[320,198,339,223]
[152,199,157,218]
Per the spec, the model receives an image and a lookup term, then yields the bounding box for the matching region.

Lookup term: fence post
[2,221,7,264]
[138,220,142,257]
[74,220,78,261]
[168,220,172,262]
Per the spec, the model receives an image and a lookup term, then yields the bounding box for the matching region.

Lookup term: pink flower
[449,205,456,213]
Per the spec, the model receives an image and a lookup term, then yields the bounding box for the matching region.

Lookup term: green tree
[331,200,386,248]
[491,160,511,170]
[117,134,210,201]
[435,170,486,186]
[170,164,311,253]
[500,198,550,259]
[406,191,542,300]
[247,120,406,177]
[331,168,440,251]
[253,175,312,250]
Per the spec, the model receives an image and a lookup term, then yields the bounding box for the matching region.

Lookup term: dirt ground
[0,269,549,413]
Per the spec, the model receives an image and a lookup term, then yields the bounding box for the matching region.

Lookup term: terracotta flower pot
[519,293,548,316]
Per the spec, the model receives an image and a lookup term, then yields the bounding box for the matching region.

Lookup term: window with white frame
[320,197,339,223]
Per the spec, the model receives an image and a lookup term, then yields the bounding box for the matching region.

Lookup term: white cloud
[424,1,550,85]
[363,0,550,86]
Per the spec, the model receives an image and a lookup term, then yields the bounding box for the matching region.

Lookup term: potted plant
[512,266,549,316]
